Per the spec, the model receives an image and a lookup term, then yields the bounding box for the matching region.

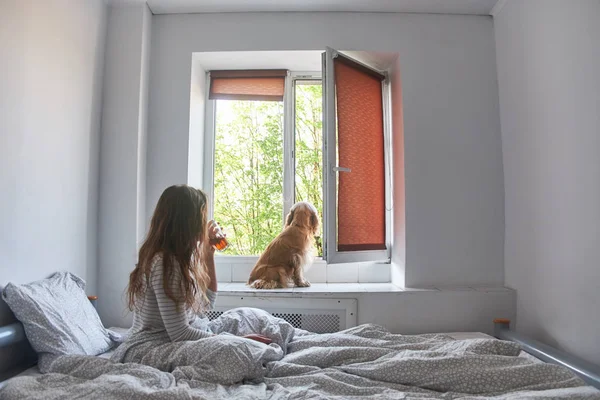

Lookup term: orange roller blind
[334,57,386,252]
[209,70,287,101]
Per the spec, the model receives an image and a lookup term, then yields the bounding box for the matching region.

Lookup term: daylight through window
[212,74,324,256]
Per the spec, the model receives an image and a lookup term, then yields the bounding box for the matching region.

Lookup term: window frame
[322,48,392,264]
[203,71,323,260]
[202,80,217,220]
[286,71,323,233]
[203,64,391,263]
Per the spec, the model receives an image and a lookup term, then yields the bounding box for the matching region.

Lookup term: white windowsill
[218,282,402,296]
[217,282,514,297]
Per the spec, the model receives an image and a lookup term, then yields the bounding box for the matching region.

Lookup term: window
[207,70,324,256]
[204,50,391,262]
[322,49,391,263]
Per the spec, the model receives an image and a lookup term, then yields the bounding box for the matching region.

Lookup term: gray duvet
[1,308,598,399]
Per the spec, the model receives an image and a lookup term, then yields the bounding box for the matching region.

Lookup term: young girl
[126,184,270,344]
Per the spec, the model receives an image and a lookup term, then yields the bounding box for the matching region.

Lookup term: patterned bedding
[1,309,598,399]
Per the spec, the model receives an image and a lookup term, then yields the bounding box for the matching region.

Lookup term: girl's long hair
[127,185,210,312]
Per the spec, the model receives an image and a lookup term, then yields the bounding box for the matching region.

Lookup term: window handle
[332,166,351,173]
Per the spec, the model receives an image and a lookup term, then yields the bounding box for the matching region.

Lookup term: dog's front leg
[293,265,311,287]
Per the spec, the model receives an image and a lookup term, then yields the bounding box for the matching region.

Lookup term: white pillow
[2,272,114,372]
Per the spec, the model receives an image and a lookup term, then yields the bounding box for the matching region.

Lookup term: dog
[248,202,320,289]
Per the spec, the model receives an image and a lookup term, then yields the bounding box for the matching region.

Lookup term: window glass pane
[213,100,284,255]
[294,81,324,256]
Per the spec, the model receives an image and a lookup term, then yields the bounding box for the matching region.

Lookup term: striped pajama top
[129,255,217,341]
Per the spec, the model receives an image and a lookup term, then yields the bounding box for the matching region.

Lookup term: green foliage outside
[294,83,323,255]
[213,83,323,256]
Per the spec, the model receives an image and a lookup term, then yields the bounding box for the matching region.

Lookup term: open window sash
[321,48,391,263]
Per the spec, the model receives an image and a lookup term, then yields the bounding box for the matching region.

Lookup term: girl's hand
[207,220,220,241]
[202,220,221,255]
[243,334,273,344]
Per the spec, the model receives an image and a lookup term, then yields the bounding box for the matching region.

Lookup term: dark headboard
[0,287,37,381]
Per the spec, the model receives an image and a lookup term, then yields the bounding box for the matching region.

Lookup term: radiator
[208,296,357,333]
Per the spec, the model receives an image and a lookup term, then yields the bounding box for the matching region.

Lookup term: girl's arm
[203,220,219,293]
[203,256,218,310]
[204,250,217,293]
[151,263,214,341]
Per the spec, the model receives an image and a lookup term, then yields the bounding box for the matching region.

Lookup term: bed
[0,276,599,399]
[2,322,600,398]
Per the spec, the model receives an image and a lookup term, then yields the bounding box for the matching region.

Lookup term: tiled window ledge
[216,282,513,297]
[215,259,391,284]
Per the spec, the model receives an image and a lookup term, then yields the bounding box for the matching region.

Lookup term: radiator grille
[206,310,223,320]
[205,310,341,333]
[298,314,340,333]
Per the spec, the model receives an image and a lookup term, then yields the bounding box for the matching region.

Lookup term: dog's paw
[250,279,281,289]
[295,280,311,288]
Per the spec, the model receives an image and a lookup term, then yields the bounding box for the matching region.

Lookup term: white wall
[147,12,504,288]
[390,56,406,288]
[97,3,152,328]
[0,0,107,292]
[187,59,207,189]
[217,287,515,336]
[356,290,514,335]
[494,0,600,364]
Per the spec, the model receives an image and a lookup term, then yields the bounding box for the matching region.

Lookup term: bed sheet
[0,330,540,385]
[447,332,543,363]
[0,327,128,389]
[0,347,118,388]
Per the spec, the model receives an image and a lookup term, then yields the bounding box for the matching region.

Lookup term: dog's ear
[310,213,319,233]
[285,210,295,227]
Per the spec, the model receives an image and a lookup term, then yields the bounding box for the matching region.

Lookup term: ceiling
[143,0,501,16]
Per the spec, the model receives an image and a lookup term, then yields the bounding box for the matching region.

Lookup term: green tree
[294,83,323,254]
[213,83,323,256]
[214,100,284,255]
